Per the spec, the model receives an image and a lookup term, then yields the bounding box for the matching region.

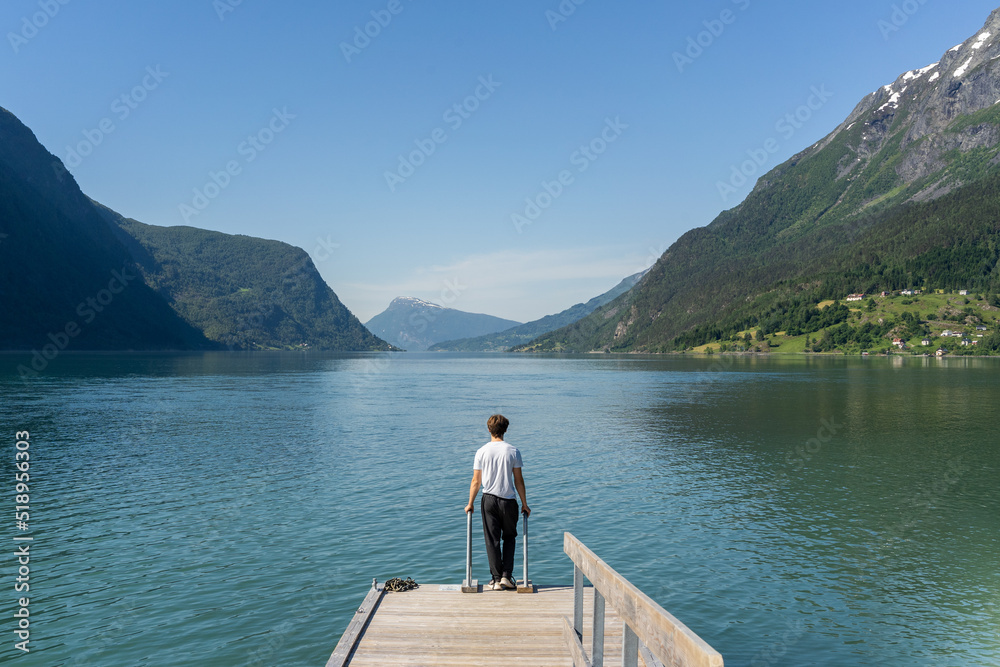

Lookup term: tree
[982,330,1000,352]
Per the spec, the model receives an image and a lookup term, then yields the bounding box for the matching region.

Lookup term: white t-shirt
[474,440,523,500]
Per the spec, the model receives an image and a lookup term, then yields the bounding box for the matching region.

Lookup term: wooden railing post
[592,589,605,667]
[573,564,584,640]
[562,532,724,667]
[622,624,638,667]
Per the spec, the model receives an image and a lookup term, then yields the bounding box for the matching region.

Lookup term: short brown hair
[487,414,509,438]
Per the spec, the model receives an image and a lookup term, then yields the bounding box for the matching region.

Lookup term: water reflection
[0,353,996,666]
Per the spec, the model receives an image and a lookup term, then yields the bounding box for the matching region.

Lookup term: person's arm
[465,470,482,513]
[513,467,529,517]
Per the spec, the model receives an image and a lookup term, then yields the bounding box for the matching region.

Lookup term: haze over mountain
[516,9,1000,353]
[365,297,521,351]
[0,106,390,358]
[429,270,648,352]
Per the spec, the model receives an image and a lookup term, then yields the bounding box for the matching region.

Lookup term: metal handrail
[522,511,529,587]
[519,510,534,593]
[467,510,473,585]
[463,506,534,593]
[462,510,477,593]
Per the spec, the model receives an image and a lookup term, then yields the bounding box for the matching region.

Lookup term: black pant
[481,493,519,582]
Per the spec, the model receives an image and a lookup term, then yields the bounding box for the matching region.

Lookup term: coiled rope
[384,577,418,592]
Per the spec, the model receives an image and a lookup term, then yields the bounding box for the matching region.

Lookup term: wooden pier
[327,531,724,667]
[330,584,632,666]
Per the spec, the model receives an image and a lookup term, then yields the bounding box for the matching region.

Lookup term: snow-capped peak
[391,296,445,310]
[954,57,974,78]
[903,63,939,81]
[879,86,906,112]
[972,31,992,49]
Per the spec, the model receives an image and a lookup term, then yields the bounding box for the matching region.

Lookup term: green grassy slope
[515,170,1000,354]
[692,292,1000,356]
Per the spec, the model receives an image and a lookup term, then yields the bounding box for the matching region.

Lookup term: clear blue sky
[3,0,998,322]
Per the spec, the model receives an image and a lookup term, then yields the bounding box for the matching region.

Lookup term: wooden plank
[563,615,592,667]
[344,585,628,667]
[326,582,384,667]
[563,533,724,667]
[641,644,666,667]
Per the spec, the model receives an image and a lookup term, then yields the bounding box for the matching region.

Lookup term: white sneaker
[489,580,502,591]
[499,576,516,590]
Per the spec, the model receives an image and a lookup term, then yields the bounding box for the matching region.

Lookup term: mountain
[428,270,648,352]
[0,105,391,355]
[100,206,392,351]
[365,297,521,351]
[0,106,212,354]
[515,9,1000,354]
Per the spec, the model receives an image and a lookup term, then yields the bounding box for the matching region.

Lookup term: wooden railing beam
[563,532,724,667]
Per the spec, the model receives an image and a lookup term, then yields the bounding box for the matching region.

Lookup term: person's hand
[521,505,531,517]
[464,504,473,514]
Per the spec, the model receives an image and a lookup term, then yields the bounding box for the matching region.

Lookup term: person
[464,414,530,591]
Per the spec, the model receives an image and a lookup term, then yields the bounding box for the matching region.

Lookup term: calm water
[0,352,997,666]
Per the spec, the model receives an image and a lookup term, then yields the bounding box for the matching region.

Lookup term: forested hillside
[0,107,212,352]
[102,207,392,351]
[516,12,1000,355]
